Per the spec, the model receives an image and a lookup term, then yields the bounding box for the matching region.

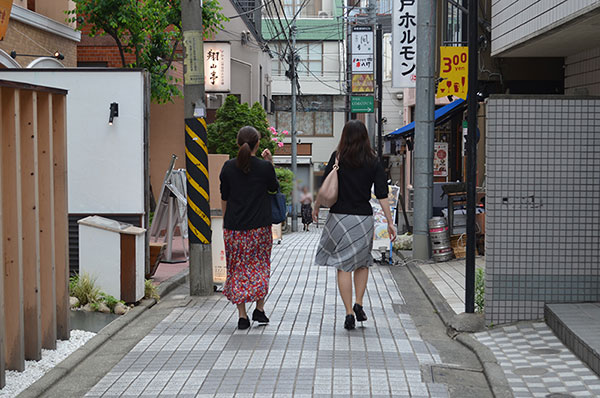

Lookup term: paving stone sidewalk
[418,258,600,397]
[85,230,452,397]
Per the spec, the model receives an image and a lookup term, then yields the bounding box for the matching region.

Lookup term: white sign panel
[352,55,374,72]
[352,26,374,55]
[392,0,417,88]
[204,42,231,92]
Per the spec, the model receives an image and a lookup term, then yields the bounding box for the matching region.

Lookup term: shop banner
[371,185,400,247]
[204,42,231,92]
[392,0,417,88]
[434,142,448,177]
[436,46,468,99]
[0,0,13,41]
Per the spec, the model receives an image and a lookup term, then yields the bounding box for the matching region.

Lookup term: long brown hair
[236,126,260,173]
[337,120,376,168]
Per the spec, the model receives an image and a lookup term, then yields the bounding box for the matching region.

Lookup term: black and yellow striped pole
[182,0,213,295]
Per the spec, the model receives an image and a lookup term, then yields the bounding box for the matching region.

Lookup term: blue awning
[386,98,466,139]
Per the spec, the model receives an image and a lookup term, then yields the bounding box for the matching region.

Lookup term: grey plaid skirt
[314,213,374,272]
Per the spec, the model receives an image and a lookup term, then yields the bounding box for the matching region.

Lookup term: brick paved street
[85,230,452,397]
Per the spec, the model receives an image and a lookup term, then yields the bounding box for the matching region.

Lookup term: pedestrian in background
[300,186,313,231]
[313,120,397,330]
[220,126,279,330]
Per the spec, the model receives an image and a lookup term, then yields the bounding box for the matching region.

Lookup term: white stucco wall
[0,70,146,214]
[491,0,600,56]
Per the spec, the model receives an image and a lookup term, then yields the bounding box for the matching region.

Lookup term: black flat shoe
[353,303,367,322]
[344,314,355,330]
[252,308,270,323]
[238,317,250,330]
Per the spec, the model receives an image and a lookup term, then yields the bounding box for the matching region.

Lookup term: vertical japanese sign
[0,0,13,41]
[204,42,231,92]
[437,46,468,99]
[392,0,417,88]
[434,142,448,177]
[351,26,374,93]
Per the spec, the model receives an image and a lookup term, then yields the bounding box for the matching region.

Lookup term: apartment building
[263,0,345,192]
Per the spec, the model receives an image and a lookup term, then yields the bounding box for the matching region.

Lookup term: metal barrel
[428,217,453,262]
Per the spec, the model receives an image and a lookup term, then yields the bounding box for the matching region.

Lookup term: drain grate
[546,393,575,398]
[530,348,561,355]
[513,366,549,376]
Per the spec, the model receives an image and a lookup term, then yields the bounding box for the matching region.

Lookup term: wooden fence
[0,80,69,388]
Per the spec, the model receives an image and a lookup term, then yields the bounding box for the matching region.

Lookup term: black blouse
[220,157,279,230]
[322,151,388,215]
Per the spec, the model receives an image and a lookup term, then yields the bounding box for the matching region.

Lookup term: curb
[406,262,514,398]
[18,268,189,398]
[157,268,189,298]
[17,298,157,398]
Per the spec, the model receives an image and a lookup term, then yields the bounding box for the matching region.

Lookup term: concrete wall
[565,47,600,96]
[485,95,600,324]
[491,0,600,56]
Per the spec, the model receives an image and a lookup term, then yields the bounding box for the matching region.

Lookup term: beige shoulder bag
[316,156,339,208]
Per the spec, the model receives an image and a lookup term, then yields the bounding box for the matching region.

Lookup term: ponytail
[237,142,252,173]
[236,126,260,174]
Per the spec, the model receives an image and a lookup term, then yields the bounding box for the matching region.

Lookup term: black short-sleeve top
[322,151,388,215]
[219,157,279,230]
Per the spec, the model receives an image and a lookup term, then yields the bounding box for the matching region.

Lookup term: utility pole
[182,0,213,295]
[412,0,437,260]
[465,0,478,313]
[376,24,383,161]
[290,21,299,233]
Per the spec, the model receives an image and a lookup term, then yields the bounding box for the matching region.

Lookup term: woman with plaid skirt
[313,120,397,330]
[220,126,279,330]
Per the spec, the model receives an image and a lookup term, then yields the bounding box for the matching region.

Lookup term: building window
[272,0,322,18]
[444,1,464,45]
[271,42,323,77]
[273,95,333,136]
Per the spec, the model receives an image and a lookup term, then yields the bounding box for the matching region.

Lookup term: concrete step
[545,302,600,376]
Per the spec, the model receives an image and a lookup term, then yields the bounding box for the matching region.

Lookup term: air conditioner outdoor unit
[207,93,224,109]
[318,10,329,17]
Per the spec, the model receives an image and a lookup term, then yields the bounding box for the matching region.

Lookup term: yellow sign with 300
[437,46,468,100]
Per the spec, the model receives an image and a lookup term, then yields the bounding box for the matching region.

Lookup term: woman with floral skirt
[220,126,279,329]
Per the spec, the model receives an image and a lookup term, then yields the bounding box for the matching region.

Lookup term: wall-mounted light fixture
[109,102,119,125]
[10,50,65,60]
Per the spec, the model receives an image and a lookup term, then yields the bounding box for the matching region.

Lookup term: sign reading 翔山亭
[437,46,468,100]
[0,0,13,41]
[204,42,231,93]
[351,96,374,113]
[392,0,417,88]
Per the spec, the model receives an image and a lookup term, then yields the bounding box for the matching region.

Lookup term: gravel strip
[1,330,95,398]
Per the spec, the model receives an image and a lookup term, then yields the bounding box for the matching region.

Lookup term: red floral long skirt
[223,226,272,304]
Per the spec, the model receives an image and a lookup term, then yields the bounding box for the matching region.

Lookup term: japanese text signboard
[204,42,231,92]
[351,26,374,94]
[352,55,374,73]
[352,26,374,54]
[0,0,13,41]
[436,46,468,100]
[392,0,417,88]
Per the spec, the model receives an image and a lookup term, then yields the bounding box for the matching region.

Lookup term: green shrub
[70,272,101,307]
[144,279,160,301]
[475,268,485,313]
[275,167,294,204]
[207,95,277,158]
[100,293,122,312]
